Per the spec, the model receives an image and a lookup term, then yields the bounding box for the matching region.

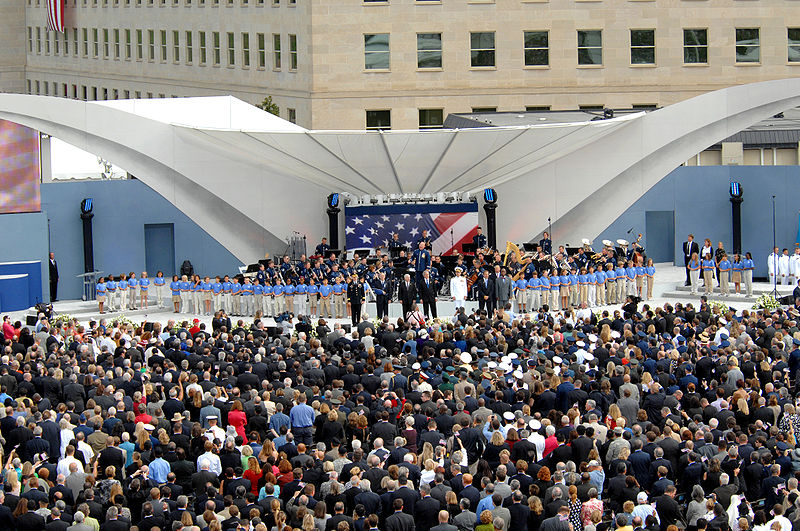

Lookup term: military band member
[417,230,433,251]
[315,237,330,257]
[153,271,166,309]
[539,232,552,255]
[411,241,432,290]
[472,228,487,250]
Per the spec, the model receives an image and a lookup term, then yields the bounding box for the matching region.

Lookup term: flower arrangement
[108,314,138,328]
[708,300,729,314]
[51,313,75,329]
[753,294,780,311]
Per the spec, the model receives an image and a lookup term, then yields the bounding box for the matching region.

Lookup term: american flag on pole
[46,0,64,32]
[345,203,479,256]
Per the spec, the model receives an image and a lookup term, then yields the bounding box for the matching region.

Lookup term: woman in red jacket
[228,400,248,442]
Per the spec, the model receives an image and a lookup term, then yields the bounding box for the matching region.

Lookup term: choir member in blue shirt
[153,271,166,309]
[96,277,107,314]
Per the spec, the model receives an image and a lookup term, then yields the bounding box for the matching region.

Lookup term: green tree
[257,96,280,116]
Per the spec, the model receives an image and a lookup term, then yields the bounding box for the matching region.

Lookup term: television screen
[0,119,41,214]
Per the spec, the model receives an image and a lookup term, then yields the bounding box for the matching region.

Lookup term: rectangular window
[45,30,50,55]
[289,34,297,70]
[272,0,278,5]
[148,29,155,61]
[44,81,49,96]
[103,28,109,58]
[199,31,207,64]
[790,28,800,63]
[523,30,548,66]
[683,28,707,64]
[472,107,496,112]
[125,29,131,59]
[136,29,143,60]
[366,110,391,131]
[736,28,760,63]
[114,28,120,59]
[287,108,296,123]
[257,32,266,67]
[73,28,78,56]
[364,33,389,70]
[419,109,444,129]
[26,27,32,53]
[213,31,221,65]
[227,32,235,65]
[577,29,602,65]
[273,33,281,69]
[526,106,551,111]
[36,27,41,54]
[173,30,180,62]
[64,30,69,55]
[82,28,88,57]
[242,32,250,67]
[54,31,60,55]
[630,29,655,65]
[417,33,442,68]
[470,32,495,67]
[160,30,168,62]
[185,31,193,63]
[92,28,99,57]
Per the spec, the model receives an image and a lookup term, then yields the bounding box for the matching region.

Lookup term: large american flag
[46,0,64,32]
[344,203,479,256]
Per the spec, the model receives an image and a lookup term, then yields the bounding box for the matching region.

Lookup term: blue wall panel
[40,180,242,301]
[0,212,49,303]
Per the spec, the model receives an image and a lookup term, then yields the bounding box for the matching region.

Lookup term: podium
[77,271,104,301]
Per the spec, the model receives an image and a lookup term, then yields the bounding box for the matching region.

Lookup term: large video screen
[345,203,479,256]
[0,120,41,214]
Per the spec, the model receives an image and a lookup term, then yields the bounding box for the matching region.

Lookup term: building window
[82,28,88,57]
[366,110,391,130]
[93,28,99,57]
[289,34,297,70]
[125,29,131,59]
[472,107,496,112]
[64,30,69,55]
[227,32,235,65]
[44,82,49,96]
[272,33,281,69]
[45,30,50,55]
[526,106,551,111]
[36,27,41,54]
[257,32,265,68]
[148,29,155,61]
[114,29,120,59]
[790,28,800,63]
[103,28,109,58]
[417,33,442,68]
[242,32,250,67]
[736,28,760,63]
[186,31,193,63]
[683,28,707,64]
[287,108,296,123]
[523,30,548,66]
[199,31,207,64]
[28,27,33,53]
[577,30,602,65]
[470,32,495,67]
[579,104,603,111]
[160,30,168,62]
[213,31,221,65]
[136,29,143,60]
[54,32,60,55]
[364,33,389,70]
[630,29,654,65]
[173,30,180,62]
[419,109,444,129]
[73,28,79,56]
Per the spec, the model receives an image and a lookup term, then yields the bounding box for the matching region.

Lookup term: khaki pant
[596,283,605,305]
[636,277,644,297]
[703,270,714,294]
[605,282,614,304]
[319,297,332,317]
[232,294,241,315]
[550,290,559,311]
[273,295,285,314]
[334,293,346,317]
[528,290,541,311]
[263,295,273,316]
[720,272,730,295]
[616,279,625,301]
[690,269,700,294]
[744,270,753,296]
[570,285,579,305]
[646,277,654,300]
[579,285,588,306]
[588,285,596,306]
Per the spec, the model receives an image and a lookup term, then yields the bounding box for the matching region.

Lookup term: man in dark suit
[393,475,420,515]
[683,235,699,286]
[325,501,354,531]
[372,272,392,319]
[430,509,457,531]
[49,252,58,301]
[476,270,495,314]
[414,484,440,531]
[654,486,681,531]
[386,499,416,531]
[99,506,130,531]
[45,508,70,531]
[398,274,417,317]
[419,270,437,319]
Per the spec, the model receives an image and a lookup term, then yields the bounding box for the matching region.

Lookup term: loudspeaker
[144,322,155,332]
[26,315,37,326]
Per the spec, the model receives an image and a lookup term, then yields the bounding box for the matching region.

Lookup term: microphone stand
[548,217,552,253]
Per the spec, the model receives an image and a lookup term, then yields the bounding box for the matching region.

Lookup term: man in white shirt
[450,269,468,310]
[768,247,781,285]
[527,419,546,458]
[57,446,84,477]
[790,248,800,286]
[768,504,792,531]
[780,248,792,285]
[203,416,225,443]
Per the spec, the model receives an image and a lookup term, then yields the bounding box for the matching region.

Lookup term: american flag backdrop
[46,0,64,32]
[344,203,479,256]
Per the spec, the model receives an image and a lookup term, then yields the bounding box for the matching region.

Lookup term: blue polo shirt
[140,278,150,291]
[171,281,181,296]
